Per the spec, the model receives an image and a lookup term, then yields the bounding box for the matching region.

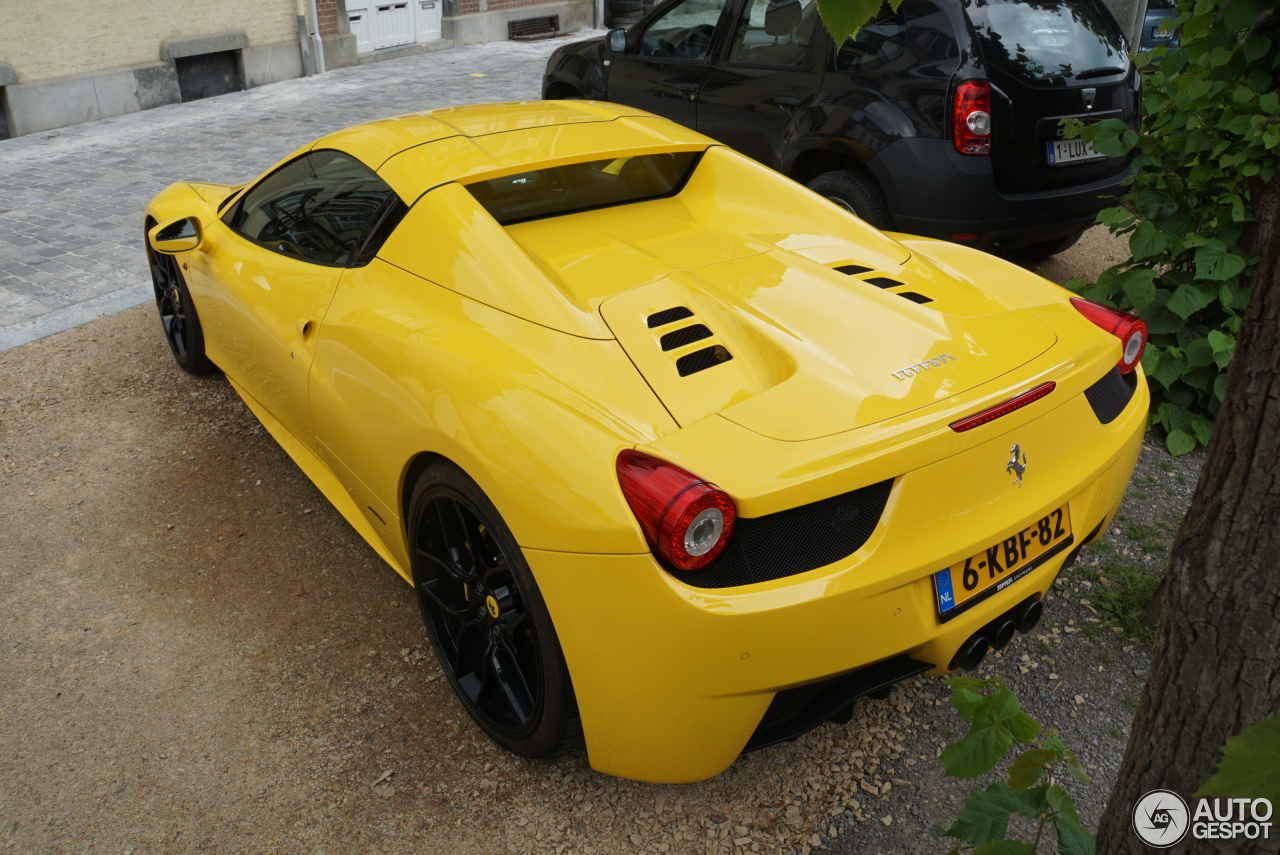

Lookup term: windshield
[962,0,1127,86]
[464,151,702,225]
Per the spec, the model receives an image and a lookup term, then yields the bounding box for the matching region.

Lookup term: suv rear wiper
[1075,66,1126,80]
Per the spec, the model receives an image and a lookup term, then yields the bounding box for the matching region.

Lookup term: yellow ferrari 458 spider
[143,100,1148,783]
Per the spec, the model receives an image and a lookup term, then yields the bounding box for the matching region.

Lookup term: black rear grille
[660,324,712,351]
[898,291,933,304]
[744,655,931,752]
[1083,366,1138,424]
[648,306,694,328]
[676,345,732,376]
[865,277,902,288]
[674,479,894,588]
[833,264,873,275]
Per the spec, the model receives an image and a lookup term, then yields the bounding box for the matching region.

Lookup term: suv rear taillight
[616,450,736,571]
[953,80,992,156]
[1071,298,1148,373]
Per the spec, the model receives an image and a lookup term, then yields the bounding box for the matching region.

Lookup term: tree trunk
[1096,178,1280,853]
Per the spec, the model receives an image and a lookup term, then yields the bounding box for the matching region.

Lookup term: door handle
[671,82,699,101]
[772,95,802,107]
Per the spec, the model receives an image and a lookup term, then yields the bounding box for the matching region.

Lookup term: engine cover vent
[865,276,903,289]
[832,264,873,276]
[660,324,712,351]
[898,291,933,304]
[647,306,694,328]
[677,345,733,376]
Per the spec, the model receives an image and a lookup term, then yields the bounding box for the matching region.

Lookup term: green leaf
[1208,329,1235,352]
[952,687,985,723]
[1167,283,1212,319]
[1194,245,1248,281]
[942,724,1016,779]
[1007,711,1043,744]
[1214,372,1228,402]
[814,0,895,42]
[1008,748,1058,789]
[1046,786,1095,855]
[1120,268,1158,310]
[973,686,1022,729]
[1184,336,1214,368]
[1195,714,1280,805]
[1063,750,1092,784]
[1129,221,1169,261]
[974,842,1035,855]
[1167,428,1197,456]
[945,783,1044,844]
[1192,417,1214,445]
[1260,91,1280,114]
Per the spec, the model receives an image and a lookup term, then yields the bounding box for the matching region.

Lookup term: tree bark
[1096,178,1280,853]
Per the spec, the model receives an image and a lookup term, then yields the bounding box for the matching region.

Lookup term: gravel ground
[0,224,1204,854]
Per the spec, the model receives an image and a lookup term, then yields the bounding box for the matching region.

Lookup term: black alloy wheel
[145,225,216,374]
[409,460,581,757]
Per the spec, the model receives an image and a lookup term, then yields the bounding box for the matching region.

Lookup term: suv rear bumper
[867,138,1127,249]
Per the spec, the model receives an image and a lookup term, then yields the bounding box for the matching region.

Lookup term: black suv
[543,0,1139,257]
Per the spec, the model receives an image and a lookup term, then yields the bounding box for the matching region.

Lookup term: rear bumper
[527,369,1148,782]
[867,138,1127,249]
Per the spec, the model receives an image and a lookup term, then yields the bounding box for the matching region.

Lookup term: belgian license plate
[1047,139,1106,166]
[933,505,1074,622]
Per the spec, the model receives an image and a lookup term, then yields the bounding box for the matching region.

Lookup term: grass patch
[1122,522,1167,553]
[1036,643,1054,657]
[1159,460,1175,472]
[1081,624,1105,639]
[1095,649,1117,664]
[1094,559,1163,644]
[1107,727,1126,739]
[1135,475,1158,486]
[1122,695,1140,710]
[1087,540,1114,554]
[1130,490,1149,500]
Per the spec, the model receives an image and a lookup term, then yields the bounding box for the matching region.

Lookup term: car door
[605,0,736,129]
[189,149,400,442]
[695,0,823,168]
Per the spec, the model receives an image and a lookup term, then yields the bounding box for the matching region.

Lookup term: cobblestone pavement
[0,32,602,351]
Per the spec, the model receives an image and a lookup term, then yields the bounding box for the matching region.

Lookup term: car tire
[1001,229,1085,261]
[145,226,217,375]
[408,459,583,758]
[807,170,892,231]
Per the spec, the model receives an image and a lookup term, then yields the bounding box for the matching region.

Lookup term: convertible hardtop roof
[309,100,712,198]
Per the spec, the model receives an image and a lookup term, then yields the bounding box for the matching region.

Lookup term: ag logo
[1133,789,1190,847]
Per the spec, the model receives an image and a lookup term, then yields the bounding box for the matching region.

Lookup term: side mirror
[148,216,203,254]
[608,28,628,53]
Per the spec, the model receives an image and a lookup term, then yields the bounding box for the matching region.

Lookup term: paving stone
[0,32,603,351]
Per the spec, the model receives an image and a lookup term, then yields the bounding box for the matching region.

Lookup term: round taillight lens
[1070,297,1148,374]
[966,110,991,135]
[616,450,737,571]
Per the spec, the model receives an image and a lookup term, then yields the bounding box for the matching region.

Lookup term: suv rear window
[464,151,702,225]
[962,0,1127,86]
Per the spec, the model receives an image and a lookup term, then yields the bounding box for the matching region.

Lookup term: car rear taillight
[1070,298,1148,373]
[616,450,736,571]
[949,382,1057,432]
[953,80,992,156]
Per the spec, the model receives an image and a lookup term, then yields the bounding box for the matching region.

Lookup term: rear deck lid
[601,250,1059,441]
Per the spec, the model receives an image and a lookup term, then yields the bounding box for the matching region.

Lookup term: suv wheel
[807,170,892,230]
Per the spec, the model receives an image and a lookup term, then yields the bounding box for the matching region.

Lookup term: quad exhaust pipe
[949,595,1045,672]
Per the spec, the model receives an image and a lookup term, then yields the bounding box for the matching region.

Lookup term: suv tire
[807,170,892,230]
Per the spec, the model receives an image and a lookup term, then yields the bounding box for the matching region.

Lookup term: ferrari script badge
[1007,444,1028,487]
[892,353,958,380]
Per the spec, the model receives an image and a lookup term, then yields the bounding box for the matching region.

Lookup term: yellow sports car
[143,100,1148,783]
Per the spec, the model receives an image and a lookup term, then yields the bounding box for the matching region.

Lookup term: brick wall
[0,0,300,83]
[316,0,342,36]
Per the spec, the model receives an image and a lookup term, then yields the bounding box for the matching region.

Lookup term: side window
[834,4,907,71]
[726,0,819,66]
[224,150,400,267]
[638,0,730,61]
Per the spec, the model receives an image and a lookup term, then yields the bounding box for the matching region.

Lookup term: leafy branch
[940,676,1095,855]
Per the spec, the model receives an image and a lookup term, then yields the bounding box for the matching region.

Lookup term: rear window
[962,0,1127,86]
[464,151,702,225]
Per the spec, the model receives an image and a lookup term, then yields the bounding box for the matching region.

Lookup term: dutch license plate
[933,505,1074,622]
[1047,139,1107,166]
